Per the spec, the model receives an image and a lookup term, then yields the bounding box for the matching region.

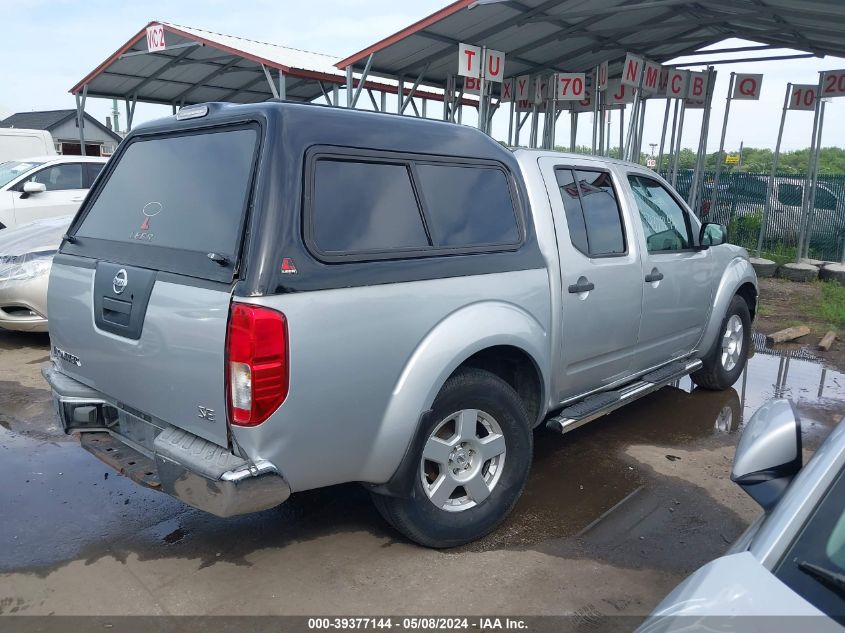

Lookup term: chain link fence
[669,171,845,263]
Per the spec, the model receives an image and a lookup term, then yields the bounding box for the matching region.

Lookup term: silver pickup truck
[43,102,757,548]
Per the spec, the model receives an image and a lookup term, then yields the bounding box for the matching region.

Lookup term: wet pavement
[1,329,843,620]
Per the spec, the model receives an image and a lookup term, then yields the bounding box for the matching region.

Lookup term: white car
[0,155,108,231]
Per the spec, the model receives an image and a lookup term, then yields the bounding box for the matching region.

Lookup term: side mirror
[21,181,47,198]
[699,222,727,248]
[731,399,802,511]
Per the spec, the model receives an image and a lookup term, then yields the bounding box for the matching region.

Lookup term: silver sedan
[0,215,69,332]
[638,399,845,631]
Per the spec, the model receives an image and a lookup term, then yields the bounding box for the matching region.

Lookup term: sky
[3,0,844,154]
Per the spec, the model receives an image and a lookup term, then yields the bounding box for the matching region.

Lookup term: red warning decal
[280,258,298,274]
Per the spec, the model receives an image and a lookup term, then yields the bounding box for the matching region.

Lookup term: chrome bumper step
[546,359,703,435]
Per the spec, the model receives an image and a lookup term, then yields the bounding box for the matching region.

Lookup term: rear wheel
[371,368,532,548]
[691,295,751,391]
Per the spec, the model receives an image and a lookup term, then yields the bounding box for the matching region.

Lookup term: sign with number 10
[789,84,817,111]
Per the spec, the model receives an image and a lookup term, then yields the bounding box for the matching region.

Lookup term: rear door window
[75,127,257,257]
[414,164,519,247]
[83,163,105,188]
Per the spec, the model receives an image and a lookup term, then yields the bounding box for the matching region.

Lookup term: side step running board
[546,359,703,435]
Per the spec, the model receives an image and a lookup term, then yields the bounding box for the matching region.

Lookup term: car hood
[0,215,70,257]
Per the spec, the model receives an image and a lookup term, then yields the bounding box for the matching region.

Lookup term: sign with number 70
[556,73,586,100]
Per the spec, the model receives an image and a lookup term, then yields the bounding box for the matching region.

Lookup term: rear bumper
[42,364,291,517]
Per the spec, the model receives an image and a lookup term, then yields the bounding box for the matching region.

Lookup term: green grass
[818,281,845,329]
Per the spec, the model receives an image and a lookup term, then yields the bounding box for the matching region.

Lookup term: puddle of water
[465,350,845,552]
[1,344,843,571]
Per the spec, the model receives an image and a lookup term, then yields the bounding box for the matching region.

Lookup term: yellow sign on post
[725,155,740,165]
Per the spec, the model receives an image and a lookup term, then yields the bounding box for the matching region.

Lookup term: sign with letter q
[733,74,763,100]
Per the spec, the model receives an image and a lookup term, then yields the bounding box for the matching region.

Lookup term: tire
[371,368,532,548]
[691,295,752,391]
[749,258,777,279]
[778,263,819,282]
[820,264,845,285]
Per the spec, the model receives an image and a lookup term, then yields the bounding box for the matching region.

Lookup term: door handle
[568,278,595,294]
[645,269,664,283]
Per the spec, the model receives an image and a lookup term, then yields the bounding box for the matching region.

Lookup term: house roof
[70,21,462,107]
[0,110,123,144]
[336,0,845,86]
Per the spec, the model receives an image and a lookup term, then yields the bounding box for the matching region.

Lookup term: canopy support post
[262,64,280,99]
[351,54,373,108]
[124,94,137,133]
[708,71,735,216]
[75,85,88,156]
[401,63,430,114]
[757,82,791,258]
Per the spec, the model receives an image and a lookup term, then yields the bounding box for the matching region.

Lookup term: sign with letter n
[621,53,644,88]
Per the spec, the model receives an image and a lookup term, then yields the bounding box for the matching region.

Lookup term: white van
[0,129,56,163]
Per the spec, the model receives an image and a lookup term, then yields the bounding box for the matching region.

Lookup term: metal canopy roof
[336,0,845,85]
[71,21,453,106]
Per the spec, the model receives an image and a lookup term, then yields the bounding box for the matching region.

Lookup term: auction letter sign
[732,73,763,100]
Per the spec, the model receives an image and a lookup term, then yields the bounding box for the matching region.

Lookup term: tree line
[548,145,845,175]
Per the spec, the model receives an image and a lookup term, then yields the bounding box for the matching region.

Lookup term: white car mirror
[23,181,47,195]
[731,399,802,511]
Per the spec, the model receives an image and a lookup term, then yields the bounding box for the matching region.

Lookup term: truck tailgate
[48,259,231,448]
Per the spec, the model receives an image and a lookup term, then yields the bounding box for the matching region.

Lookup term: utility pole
[112,98,120,134]
[649,142,657,157]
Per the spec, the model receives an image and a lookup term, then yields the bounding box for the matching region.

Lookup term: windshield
[775,469,845,624]
[0,161,45,189]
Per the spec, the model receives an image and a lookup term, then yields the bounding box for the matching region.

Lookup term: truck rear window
[75,128,257,257]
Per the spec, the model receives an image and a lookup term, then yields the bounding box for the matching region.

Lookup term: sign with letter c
[666,69,690,99]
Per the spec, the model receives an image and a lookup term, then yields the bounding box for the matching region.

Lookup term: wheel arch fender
[365,300,550,494]
[697,257,758,356]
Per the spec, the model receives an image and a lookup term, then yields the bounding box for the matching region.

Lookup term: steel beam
[126,45,198,96]
[119,42,200,59]
[401,63,431,114]
[170,57,242,103]
[351,54,373,108]
[262,64,280,99]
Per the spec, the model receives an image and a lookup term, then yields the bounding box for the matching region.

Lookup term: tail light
[226,303,288,427]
